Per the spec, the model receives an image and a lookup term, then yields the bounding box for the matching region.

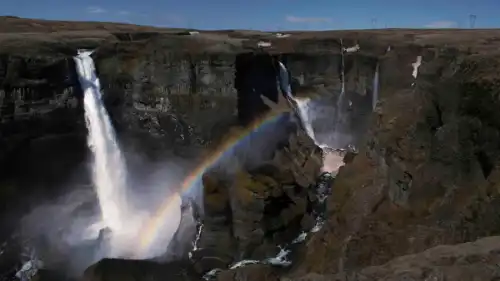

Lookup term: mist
[17,149,198,277]
[13,98,324,279]
[212,113,292,176]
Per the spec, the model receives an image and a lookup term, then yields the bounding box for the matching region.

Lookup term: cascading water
[278,44,351,151]
[372,63,379,110]
[73,51,129,247]
[277,58,349,150]
[277,59,350,173]
[332,39,348,146]
[74,51,186,260]
[293,98,319,146]
[277,61,319,145]
[338,39,346,108]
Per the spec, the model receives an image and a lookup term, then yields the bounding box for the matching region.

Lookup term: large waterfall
[73,51,129,246]
[73,51,183,259]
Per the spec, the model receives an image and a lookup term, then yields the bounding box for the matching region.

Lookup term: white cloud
[285,15,332,23]
[424,20,457,28]
[86,6,106,14]
[117,11,130,16]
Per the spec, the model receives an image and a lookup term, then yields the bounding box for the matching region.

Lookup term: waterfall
[332,39,347,146]
[74,51,129,242]
[277,57,355,174]
[277,61,319,146]
[412,56,422,79]
[372,63,379,110]
[277,53,352,150]
[338,39,346,108]
[293,98,320,146]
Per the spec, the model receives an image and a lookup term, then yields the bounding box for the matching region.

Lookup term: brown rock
[287,236,500,281]
[216,264,279,281]
[292,50,500,276]
[197,172,236,268]
[198,109,322,261]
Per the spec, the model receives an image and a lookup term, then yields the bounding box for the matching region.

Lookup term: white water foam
[412,56,422,79]
[277,62,319,146]
[293,97,319,145]
[74,51,131,254]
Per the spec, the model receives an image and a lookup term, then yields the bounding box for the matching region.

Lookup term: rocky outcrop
[0,46,87,240]
[191,117,323,272]
[290,45,500,277]
[91,38,378,155]
[288,236,500,281]
[82,235,500,281]
[159,199,201,262]
[0,22,385,175]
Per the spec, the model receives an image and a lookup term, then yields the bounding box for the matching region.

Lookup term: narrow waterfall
[332,39,348,146]
[277,59,349,173]
[277,61,319,146]
[277,56,350,149]
[372,63,379,110]
[338,39,346,108]
[73,51,129,240]
[277,63,318,145]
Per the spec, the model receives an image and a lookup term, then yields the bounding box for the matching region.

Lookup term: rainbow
[135,111,285,256]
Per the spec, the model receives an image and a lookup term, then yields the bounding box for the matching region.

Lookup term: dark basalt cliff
[2,16,500,281]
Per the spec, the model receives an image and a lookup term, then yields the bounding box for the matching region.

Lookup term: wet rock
[158,199,200,262]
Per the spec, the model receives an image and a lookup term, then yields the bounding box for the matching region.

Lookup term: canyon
[2,15,500,281]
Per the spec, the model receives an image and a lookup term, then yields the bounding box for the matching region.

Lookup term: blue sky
[3,0,500,30]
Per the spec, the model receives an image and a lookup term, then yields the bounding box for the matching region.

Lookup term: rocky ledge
[2,16,500,281]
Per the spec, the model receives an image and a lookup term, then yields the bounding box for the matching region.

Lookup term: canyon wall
[0,31,380,185]
[3,18,500,280]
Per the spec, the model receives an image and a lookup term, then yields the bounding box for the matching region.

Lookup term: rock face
[290,39,500,278]
[4,16,500,281]
[159,199,201,262]
[193,122,322,272]
[288,236,500,281]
